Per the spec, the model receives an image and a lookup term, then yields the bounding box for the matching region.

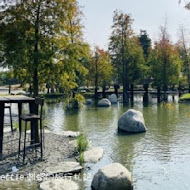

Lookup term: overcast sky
[78,0,190,49]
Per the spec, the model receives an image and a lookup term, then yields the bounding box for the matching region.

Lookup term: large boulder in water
[97,98,111,107]
[108,94,117,104]
[118,109,147,133]
[91,163,133,190]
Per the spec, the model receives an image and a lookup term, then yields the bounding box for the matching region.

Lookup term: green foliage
[74,94,85,105]
[0,0,89,97]
[138,30,151,60]
[148,31,182,89]
[109,10,146,87]
[126,37,147,84]
[88,47,113,88]
[175,29,190,90]
[77,134,89,153]
[77,134,88,166]
[78,152,84,166]
[13,122,19,131]
[179,93,190,101]
[0,71,18,85]
[109,10,134,84]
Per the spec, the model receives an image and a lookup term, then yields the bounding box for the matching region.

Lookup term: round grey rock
[91,163,133,190]
[118,109,147,133]
[108,94,117,104]
[97,98,111,107]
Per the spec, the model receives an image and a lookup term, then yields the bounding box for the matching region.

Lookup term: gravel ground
[0,132,77,176]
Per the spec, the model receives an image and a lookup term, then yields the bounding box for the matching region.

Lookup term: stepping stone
[45,162,82,175]
[0,181,38,190]
[84,147,104,163]
[44,130,52,134]
[69,140,77,148]
[40,179,79,190]
[4,127,16,133]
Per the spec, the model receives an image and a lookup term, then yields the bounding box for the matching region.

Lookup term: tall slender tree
[176,27,190,92]
[138,30,151,99]
[109,10,134,103]
[148,25,182,101]
[109,10,145,103]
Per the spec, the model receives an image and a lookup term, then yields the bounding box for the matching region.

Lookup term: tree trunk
[124,82,129,104]
[130,84,134,102]
[33,3,40,97]
[94,74,98,99]
[143,83,149,104]
[114,84,119,97]
[121,20,129,104]
[157,86,161,103]
[102,86,106,98]
[50,87,54,94]
[29,84,32,96]
[114,88,118,97]
[163,85,167,101]
[94,52,99,99]
[144,83,149,96]
[33,68,38,97]
[178,85,182,97]
[8,81,11,94]
[122,63,129,104]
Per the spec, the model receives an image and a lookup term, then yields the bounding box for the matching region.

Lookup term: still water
[8,95,190,190]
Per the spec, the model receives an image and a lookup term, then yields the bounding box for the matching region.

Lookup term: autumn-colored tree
[88,47,113,98]
[148,25,182,100]
[176,27,190,92]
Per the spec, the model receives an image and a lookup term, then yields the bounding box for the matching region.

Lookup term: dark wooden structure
[0,96,37,156]
[19,97,44,163]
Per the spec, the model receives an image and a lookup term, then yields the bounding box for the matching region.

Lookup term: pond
[6,94,190,190]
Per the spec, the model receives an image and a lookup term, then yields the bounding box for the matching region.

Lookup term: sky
[78,0,190,49]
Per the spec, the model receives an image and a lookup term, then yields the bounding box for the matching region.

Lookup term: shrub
[77,134,89,166]
[77,134,89,153]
